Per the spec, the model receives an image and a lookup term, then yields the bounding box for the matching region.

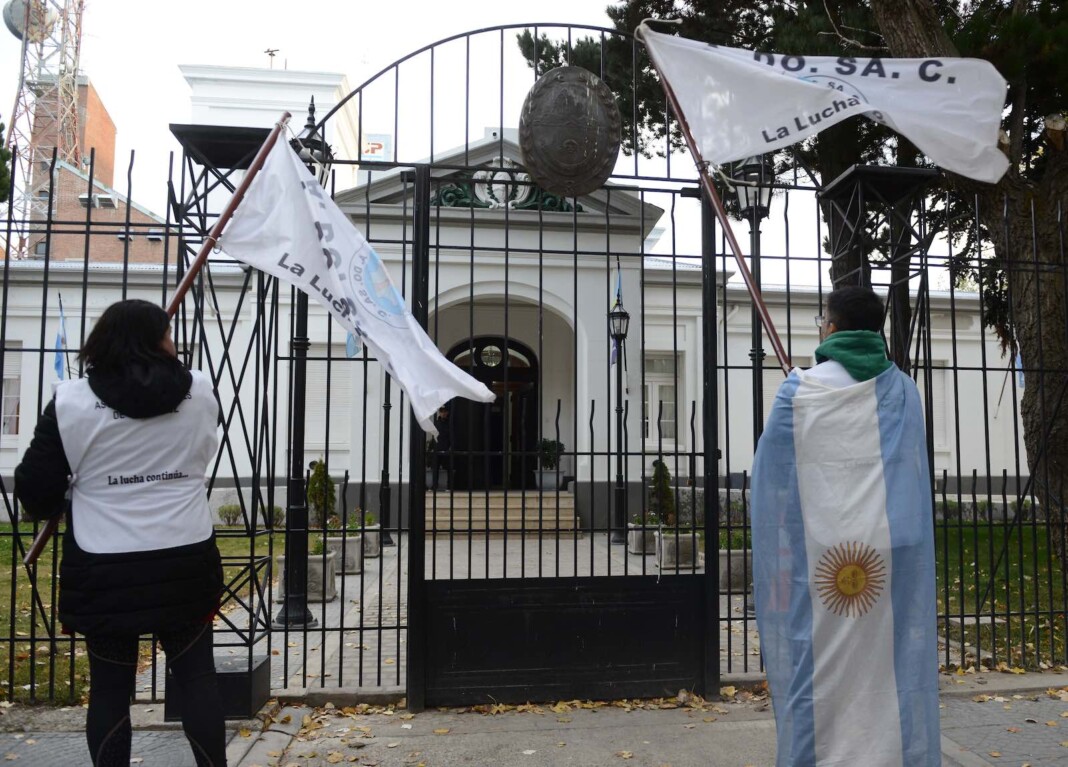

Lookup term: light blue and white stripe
[752,365,939,766]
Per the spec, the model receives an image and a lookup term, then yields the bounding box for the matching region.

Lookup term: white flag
[220,139,494,434]
[641,27,1009,184]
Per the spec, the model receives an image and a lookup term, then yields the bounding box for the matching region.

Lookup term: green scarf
[814,330,892,382]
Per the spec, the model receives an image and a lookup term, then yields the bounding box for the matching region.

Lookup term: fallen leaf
[1007,727,1020,733]
[327,753,343,764]
[615,751,634,760]
[989,752,1001,758]
[239,728,252,738]
[720,686,737,699]
[522,749,537,755]
[387,742,399,748]
[433,728,450,735]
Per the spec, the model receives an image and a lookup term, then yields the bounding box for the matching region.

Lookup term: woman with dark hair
[15,299,226,767]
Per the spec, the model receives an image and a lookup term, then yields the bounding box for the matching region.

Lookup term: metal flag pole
[637,22,791,375]
[22,111,294,567]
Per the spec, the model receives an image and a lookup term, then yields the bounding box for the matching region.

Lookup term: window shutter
[305,344,352,449]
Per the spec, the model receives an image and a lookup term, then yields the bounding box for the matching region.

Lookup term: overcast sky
[0,1,613,196]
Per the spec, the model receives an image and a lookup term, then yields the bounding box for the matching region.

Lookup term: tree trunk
[870,0,1068,557]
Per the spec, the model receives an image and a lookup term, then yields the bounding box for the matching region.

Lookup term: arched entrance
[444,336,539,490]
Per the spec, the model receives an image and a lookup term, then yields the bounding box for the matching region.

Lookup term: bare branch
[822,0,888,52]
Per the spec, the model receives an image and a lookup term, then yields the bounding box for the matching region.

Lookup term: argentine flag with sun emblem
[752,364,939,766]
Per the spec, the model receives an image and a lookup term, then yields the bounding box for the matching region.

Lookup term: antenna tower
[4,0,85,258]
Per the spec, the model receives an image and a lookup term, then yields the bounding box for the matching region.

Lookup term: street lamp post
[275,98,333,628]
[732,156,774,445]
[608,299,630,544]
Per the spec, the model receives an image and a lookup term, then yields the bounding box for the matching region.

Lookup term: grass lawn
[936,522,1068,669]
[0,523,282,704]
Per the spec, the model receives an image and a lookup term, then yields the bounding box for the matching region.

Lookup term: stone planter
[535,469,561,490]
[426,468,446,490]
[658,532,698,569]
[325,534,363,574]
[718,549,753,593]
[362,524,381,558]
[627,524,658,554]
[274,551,337,603]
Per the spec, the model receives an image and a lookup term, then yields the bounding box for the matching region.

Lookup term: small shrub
[310,537,326,556]
[347,508,364,532]
[538,439,565,470]
[217,504,241,526]
[306,459,336,528]
[364,510,377,527]
[270,506,285,529]
[630,511,660,526]
[649,459,676,526]
[718,528,751,550]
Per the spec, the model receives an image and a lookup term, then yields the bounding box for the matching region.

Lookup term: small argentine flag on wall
[752,365,940,766]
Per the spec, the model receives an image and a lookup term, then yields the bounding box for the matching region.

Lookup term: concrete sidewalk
[3,671,1068,766]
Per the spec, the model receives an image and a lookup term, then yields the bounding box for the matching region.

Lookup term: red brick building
[20,77,171,264]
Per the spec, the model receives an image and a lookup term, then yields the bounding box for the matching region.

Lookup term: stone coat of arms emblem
[519,66,622,198]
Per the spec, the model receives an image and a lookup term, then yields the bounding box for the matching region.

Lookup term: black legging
[85,623,226,767]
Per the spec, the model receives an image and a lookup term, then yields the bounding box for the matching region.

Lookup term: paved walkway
[4,672,1068,765]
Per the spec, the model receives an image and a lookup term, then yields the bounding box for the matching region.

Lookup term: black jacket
[15,359,223,637]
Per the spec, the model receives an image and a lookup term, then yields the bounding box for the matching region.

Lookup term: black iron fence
[0,22,1064,706]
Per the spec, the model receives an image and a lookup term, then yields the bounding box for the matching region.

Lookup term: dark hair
[826,286,884,332]
[80,299,172,372]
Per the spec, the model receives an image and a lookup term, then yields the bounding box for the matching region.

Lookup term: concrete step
[426,493,576,510]
[426,491,581,534]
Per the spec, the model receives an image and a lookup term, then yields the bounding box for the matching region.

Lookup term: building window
[915,363,948,449]
[33,240,48,257]
[643,352,683,445]
[2,343,21,436]
[305,343,352,449]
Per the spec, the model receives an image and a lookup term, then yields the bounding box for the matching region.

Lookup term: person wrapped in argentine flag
[752,286,940,766]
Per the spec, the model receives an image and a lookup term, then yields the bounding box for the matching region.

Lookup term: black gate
[307,24,727,706]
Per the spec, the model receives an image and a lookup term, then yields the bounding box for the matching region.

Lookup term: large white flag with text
[220,139,494,434]
[641,27,1009,183]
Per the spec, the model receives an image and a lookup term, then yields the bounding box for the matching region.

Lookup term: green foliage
[270,505,285,529]
[519,2,1068,352]
[306,459,336,528]
[630,510,660,526]
[347,508,364,531]
[649,459,676,526]
[310,536,326,556]
[538,439,565,470]
[216,504,242,526]
[364,510,377,526]
[0,121,10,204]
[718,527,752,550]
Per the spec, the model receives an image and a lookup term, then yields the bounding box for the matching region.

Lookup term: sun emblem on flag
[814,541,886,618]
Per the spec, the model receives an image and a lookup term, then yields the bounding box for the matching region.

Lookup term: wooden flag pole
[639,26,792,376]
[22,111,293,567]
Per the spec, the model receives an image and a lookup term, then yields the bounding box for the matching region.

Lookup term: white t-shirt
[54,370,218,554]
